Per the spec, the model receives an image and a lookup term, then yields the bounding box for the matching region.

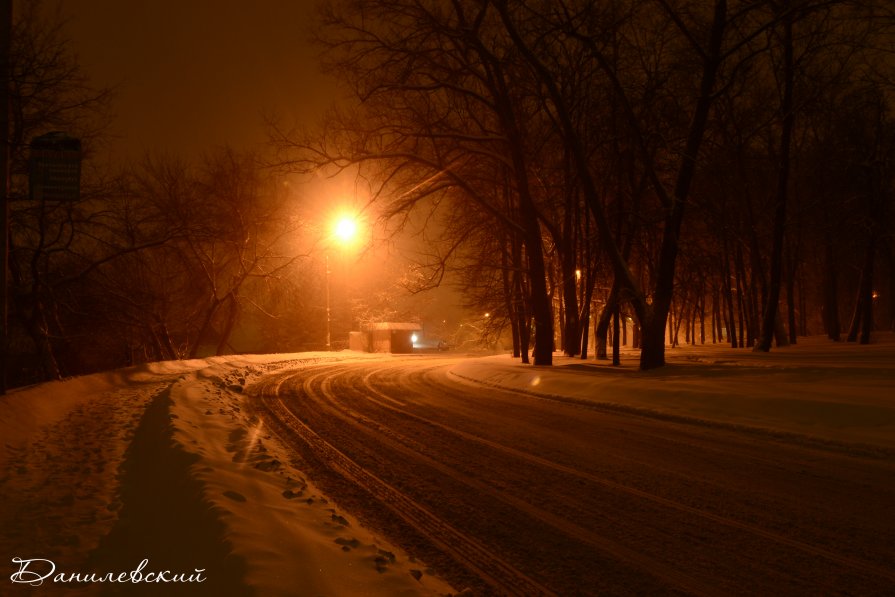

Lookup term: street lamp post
[325,253,331,351]
[324,214,359,351]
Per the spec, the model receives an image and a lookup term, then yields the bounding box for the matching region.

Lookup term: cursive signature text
[10,557,206,587]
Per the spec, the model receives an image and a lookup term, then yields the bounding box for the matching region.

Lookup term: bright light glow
[575,269,582,281]
[411,333,418,344]
[333,216,358,242]
[484,312,490,318]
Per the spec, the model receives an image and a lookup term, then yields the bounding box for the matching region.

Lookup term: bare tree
[124,149,301,359]
[6,1,116,380]
[274,0,565,363]
[495,0,732,368]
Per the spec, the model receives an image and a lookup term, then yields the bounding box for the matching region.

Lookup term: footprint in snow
[335,537,360,552]
[374,549,396,573]
[254,459,281,472]
[223,490,247,502]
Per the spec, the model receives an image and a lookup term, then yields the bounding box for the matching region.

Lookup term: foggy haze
[58,0,334,159]
[4,2,895,594]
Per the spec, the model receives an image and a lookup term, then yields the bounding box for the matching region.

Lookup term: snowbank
[0,352,454,596]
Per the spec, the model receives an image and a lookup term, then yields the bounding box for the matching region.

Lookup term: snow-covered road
[2,337,894,596]
[253,355,895,596]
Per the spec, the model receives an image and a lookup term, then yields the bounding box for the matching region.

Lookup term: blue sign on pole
[29,132,82,202]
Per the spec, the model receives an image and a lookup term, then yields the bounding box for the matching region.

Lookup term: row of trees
[5,0,895,385]
[9,144,304,382]
[4,2,420,387]
[275,0,895,368]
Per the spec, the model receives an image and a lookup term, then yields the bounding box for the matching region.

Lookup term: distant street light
[326,213,360,351]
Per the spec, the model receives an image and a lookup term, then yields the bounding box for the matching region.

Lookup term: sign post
[1,0,11,394]
[29,132,82,202]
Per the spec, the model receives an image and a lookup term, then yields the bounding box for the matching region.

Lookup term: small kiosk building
[349,322,422,353]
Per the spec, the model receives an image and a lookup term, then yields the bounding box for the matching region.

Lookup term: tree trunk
[580,306,590,359]
[561,201,580,358]
[721,247,738,347]
[735,247,754,346]
[755,4,794,352]
[823,241,841,341]
[500,88,553,365]
[595,283,619,359]
[639,313,668,370]
[786,253,797,344]
[512,237,529,363]
[700,295,706,344]
[501,236,520,358]
[672,299,685,348]
[848,236,876,344]
[580,271,596,359]
[526,244,554,366]
[612,305,621,366]
[736,272,747,348]
[519,314,531,364]
[639,0,727,369]
[711,290,719,343]
[32,302,62,380]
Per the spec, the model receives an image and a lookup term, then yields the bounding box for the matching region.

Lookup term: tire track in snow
[355,362,895,586]
[309,369,718,596]
[254,358,895,594]
[254,372,555,597]
[260,364,717,596]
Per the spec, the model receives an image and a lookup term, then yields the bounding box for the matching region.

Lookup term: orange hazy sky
[57,0,336,160]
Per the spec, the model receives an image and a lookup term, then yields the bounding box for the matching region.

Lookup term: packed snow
[452,335,895,451]
[1,335,893,595]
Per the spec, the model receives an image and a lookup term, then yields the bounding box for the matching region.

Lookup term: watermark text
[10,558,206,587]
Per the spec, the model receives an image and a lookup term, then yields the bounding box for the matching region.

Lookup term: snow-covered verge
[1,335,892,595]
[0,352,455,596]
[451,334,895,452]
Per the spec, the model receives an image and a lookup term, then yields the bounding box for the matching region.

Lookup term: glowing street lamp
[325,214,360,351]
[334,216,358,243]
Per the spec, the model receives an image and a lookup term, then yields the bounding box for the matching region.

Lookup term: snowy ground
[1,335,893,595]
[453,335,895,451]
